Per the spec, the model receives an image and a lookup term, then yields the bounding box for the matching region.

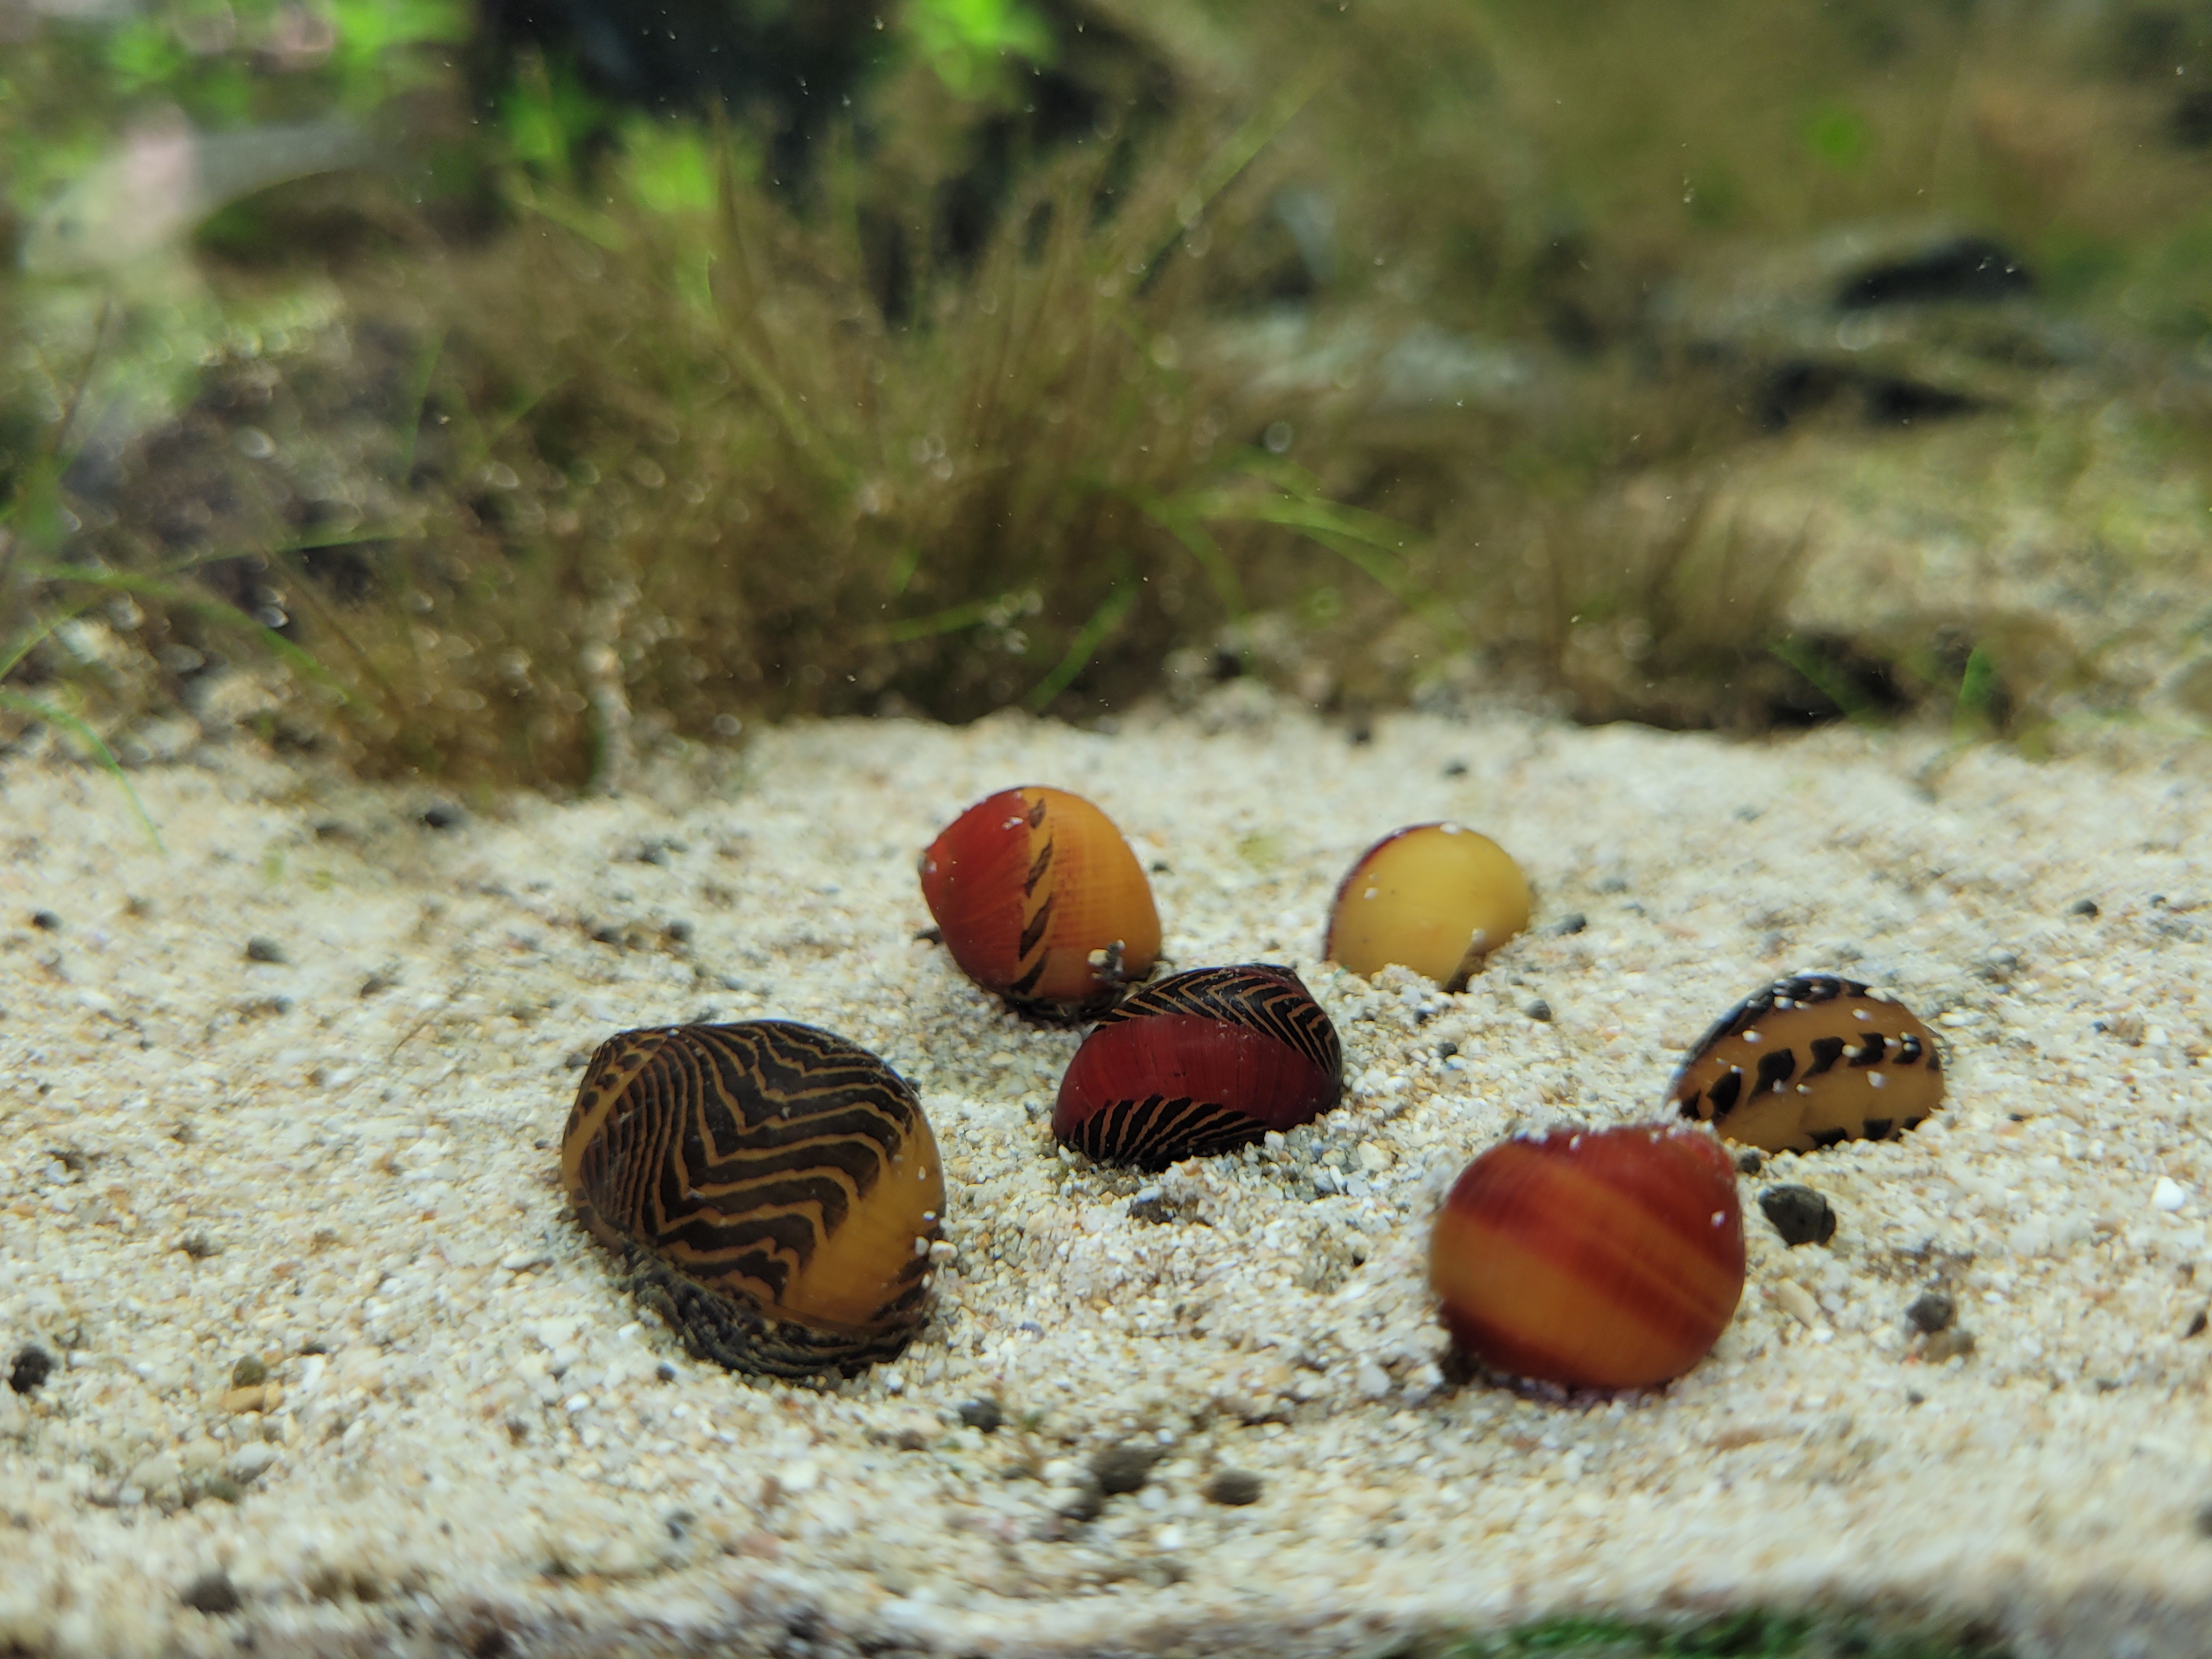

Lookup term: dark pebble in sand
[2070,898,2100,918]
[1523,999,1553,1022]
[179,1570,241,1615]
[1547,913,1588,936]
[8,1344,54,1395]
[1735,1150,1765,1176]
[230,1355,268,1387]
[956,1398,1003,1434]
[1906,1291,1957,1335]
[1091,1442,1166,1496]
[1759,1184,1837,1247]
[420,803,465,831]
[30,910,60,932]
[244,937,285,964]
[1205,1469,1263,1506]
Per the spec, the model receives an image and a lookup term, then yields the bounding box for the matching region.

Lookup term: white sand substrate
[2,696,2210,1659]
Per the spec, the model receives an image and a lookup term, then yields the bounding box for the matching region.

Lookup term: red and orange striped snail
[919,786,1161,1014]
[1429,1121,1743,1390]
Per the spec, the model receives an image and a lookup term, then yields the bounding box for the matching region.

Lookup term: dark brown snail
[560,1021,944,1378]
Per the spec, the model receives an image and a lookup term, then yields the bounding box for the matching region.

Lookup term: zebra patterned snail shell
[1052,964,1343,1170]
[560,1021,945,1379]
[1669,974,1945,1154]
[1325,822,1531,991]
[1429,1122,1745,1391]
[918,786,1161,1015]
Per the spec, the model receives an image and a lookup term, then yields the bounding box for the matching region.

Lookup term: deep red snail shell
[1669,974,1945,1153]
[1052,964,1343,1170]
[919,786,1161,1014]
[1428,1121,1745,1391]
[1325,822,1531,990]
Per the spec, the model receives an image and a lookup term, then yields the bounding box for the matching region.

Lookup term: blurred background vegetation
[3,0,2209,790]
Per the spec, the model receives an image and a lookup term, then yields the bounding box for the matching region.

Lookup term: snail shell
[1325,822,1531,990]
[561,1021,944,1378]
[1052,963,1343,1170]
[1429,1121,1745,1391]
[918,786,1161,1014]
[1669,974,1944,1153]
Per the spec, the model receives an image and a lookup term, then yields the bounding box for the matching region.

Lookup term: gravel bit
[8,1343,54,1394]
[230,1355,268,1387]
[1759,1184,1838,1247]
[1523,998,1554,1023]
[420,803,465,830]
[30,909,60,931]
[2070,898,2101,918]
[1734,1150,1766,1176]
[179,1571,241,1615]
[1205,1469,1264,1506]
[956,1398,1003,1434]
[1091,1442,1167,1496]
[1127,1189,1177,1224]
[1907,1292,1959,1335]
[1547,913,1588,936]
[243,936,286,964]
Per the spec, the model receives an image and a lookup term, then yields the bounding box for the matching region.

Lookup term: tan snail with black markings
[561,1020,945,1379]
[1669,974,1944,1153]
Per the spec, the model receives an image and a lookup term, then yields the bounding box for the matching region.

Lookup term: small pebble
[1205,1469,1263,1506]
[243,937,285,964]
[1759,1185,1837,1248]
[2153,1176,2187,1212]
[956,1398,1003,1434]
[1091,1442,1166,1496]
[1547,913,1588,936]
[1734,1150,1765,1176]
[420,803,465,830]
[1906,1292,1957,1335]
[230,1355,267,1387]
[1436,1040,1459,1059]
[1128,1189,1175,1224]
[8,1344,54,1395]
[30,910,60,932]
[1442,760,1468,777]
[179,1571,240,1615]
[2070,898,2100,918]
[1523,998,1553,1023]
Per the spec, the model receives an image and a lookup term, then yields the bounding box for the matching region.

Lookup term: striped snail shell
[1669,974,1944,1153]
[1325,822,1531,990]
[1052,964,1343,1170]
[560,1021,944,1379]
[1429,1121,1745,1391]
[918,786,1161,1015]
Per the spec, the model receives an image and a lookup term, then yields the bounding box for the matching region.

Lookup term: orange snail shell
[918,786,1161,1013]
[1325,822,1531,990]
[1429,1121,1745,1391]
